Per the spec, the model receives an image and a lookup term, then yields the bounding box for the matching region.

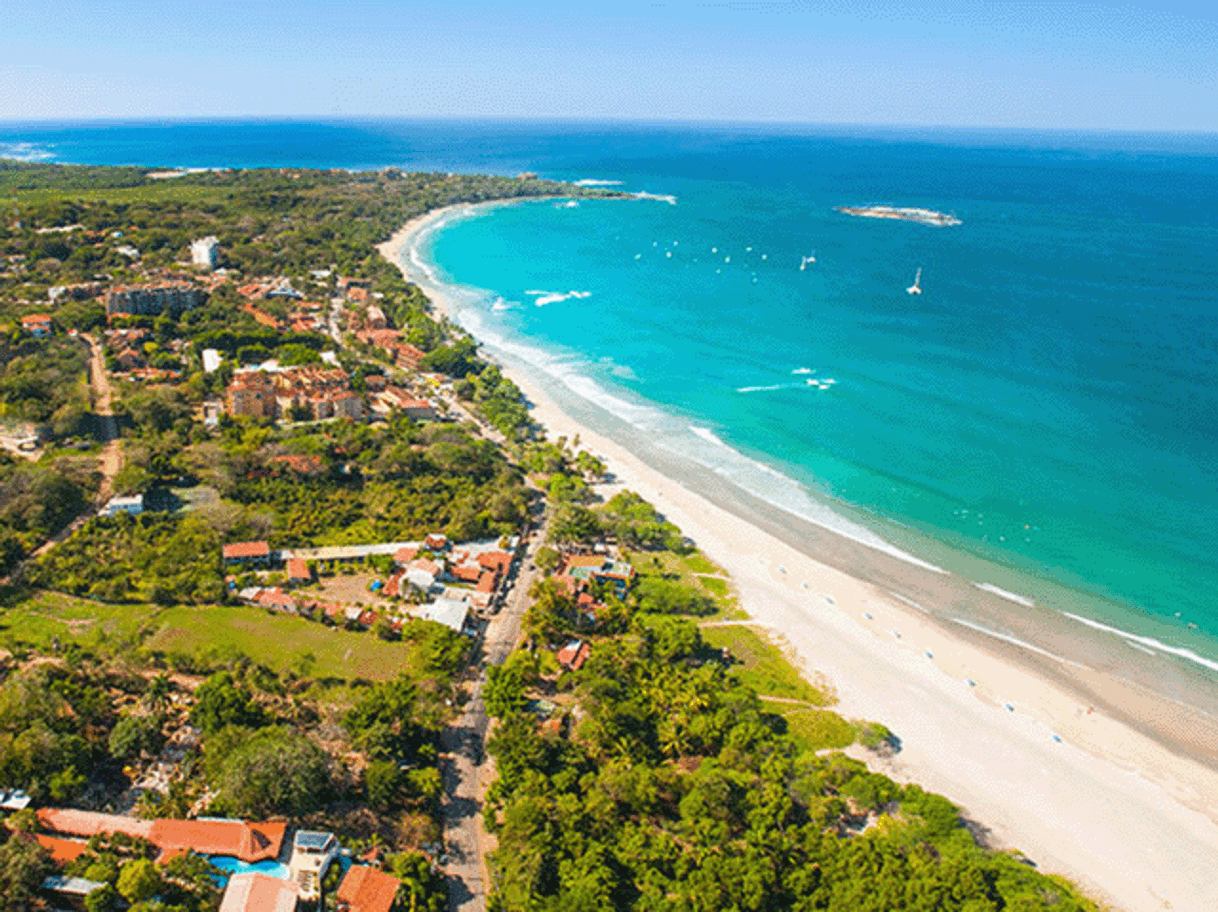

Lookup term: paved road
[441,517,546,912]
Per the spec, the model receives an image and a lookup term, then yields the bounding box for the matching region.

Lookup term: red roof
[556,639,592,671]
[286,558,312,580]
[37,809,285,863]
[451,565,482,583]
[223,541,270,559]
[394,546,418,565]
[476,571,497,594]
[21,313,52,325]
[36,834,90,864]
[336,865,401,912]
[477,551,512,573]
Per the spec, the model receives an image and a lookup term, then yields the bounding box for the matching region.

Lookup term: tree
[0,833,53,911]
[364,759,403,812]
[189,671,265,735]
[386,851,446,912]
[534,546,562,574]
[109,714,164,761]
[116,858,162,903]
[217,728,332,818]
[484,665,527,719]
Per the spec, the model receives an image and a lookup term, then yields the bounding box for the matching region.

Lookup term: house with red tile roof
[393,546,418,565]
[222,541,271,565]
[286,558,313,584]
[220,872,299,912]
[35,810,286,864]
[476,571,497,595]
[556,638,592,671]
[450,564,482,584]
[36,834,90,865]
[336,865,401,912]
[21,313,53,337]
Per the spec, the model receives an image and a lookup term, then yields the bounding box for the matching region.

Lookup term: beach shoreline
[378,201,1218,912]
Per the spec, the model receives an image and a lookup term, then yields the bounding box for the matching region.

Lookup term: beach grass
[627,547,743,619]
[702,624,833,705]
[683,552,726,576]
[781,707,859,752]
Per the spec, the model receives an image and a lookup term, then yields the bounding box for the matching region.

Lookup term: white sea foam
[951,618,1073,664]
[1062,612,1218,674]
[977,583,1036,607]
[0,142,55,162]
[574,179,623,186]
[525,289,592,307]
[634,191,678,205]
[792,368,814,375]
[736,384,789,393]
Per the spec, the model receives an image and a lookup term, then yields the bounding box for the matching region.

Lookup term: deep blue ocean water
[4,119,1217,680]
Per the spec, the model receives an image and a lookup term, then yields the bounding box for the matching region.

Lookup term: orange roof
[566,554,606,569]
[336,865,401,912]
[286,558,311,580]
[37,809,285,863]
[223,541,270,559]
[451,565,482,583]
[477,552,512,573]
[36,834,90,864]
[394,546,418,564]
[476,571,497,594]
[556,639,592,671]
[22,313,52,324]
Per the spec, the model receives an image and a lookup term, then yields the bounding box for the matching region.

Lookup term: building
[226,372,277,419]
[20,313,53,337]
[556,638,592,671]
[289,830,339,899]
[106,283,204,317]
[40,876,107,911]
[417,597,469,633]
[336,864,401,912]
[376,387,437,421]
[219,873,298,912]
[222,541,271,566]
[190,236,220,270]
[202,348,222,373]
[365,304,387,329]
[103,493,144,516]
[286,558,313,584]
[36,809,286,864]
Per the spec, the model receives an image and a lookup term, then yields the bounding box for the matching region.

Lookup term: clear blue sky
[2,0,1216,130]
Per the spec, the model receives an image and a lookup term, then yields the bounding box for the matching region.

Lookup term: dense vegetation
[27,513,224,604]
[485,620,1099,912]
[0,453,98,575]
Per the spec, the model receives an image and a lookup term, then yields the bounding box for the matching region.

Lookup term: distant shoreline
[836,205,962,226]
[378,197,1218,912]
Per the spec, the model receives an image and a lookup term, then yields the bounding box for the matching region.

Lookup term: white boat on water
[906,267,923,295]
[800,253,816,271]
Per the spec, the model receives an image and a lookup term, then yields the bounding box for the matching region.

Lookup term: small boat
[799,253,816,271]
[906,267,923,295]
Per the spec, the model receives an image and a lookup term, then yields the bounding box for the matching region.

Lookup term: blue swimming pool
[208,856,291,882]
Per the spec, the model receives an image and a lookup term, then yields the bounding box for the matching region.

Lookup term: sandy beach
[379,203,1218,912]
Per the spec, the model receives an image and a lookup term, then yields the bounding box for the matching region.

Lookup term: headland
[379,198,1218,912]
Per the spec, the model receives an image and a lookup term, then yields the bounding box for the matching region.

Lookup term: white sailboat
[799,252,816,271]
[906,267,923,295]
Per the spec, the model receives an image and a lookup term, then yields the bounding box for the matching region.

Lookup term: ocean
[5,118,1218,690]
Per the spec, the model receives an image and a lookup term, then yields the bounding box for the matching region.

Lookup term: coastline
[379,202,1218,912]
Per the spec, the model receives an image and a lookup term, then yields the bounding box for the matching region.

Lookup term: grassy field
[143,604,420,682]
[0,591,425,686]
[702,623,833,705]
[0,591,156,656]
[627,547,745,620]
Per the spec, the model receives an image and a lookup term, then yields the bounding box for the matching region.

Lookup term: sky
[2,0,1216,131]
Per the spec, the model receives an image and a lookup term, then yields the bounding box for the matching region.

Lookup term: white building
[104,493,144,516]
[417,597,470,633]
[202,348,222,373]
[190,236,220,270]
[289,830,339,899]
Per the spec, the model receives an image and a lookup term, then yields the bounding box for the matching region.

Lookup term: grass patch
[783,708,858,752]
[683,552,725,576]
[702,624,832,705]
[142,604,423,683]
[0,591,158,656]
[700,576,729,598]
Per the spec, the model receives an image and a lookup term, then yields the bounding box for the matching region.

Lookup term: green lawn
[143,604,421,683]
[682,552,726,576]
[0,591,157,656]
[0,592,426,687]
[702,624,833,705]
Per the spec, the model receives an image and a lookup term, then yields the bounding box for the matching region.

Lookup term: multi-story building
[190,236,219,269]
[106,283,205,317]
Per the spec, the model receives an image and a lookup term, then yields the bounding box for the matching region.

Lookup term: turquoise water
[207,856,291,882]
[3,119,1216,685]
[416,135,1218,682]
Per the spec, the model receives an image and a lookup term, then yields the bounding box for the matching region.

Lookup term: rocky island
[837,204,962,226]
